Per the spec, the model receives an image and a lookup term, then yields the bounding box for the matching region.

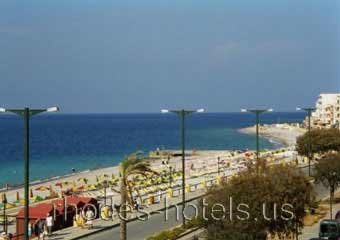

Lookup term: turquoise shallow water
[0,112,306,186]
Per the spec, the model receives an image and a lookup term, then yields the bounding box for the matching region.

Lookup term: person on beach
[46,213,53,236]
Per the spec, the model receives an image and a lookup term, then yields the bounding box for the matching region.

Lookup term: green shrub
[146,218,202,240]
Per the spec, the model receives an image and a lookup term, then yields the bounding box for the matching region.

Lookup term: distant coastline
[239,123,306,147]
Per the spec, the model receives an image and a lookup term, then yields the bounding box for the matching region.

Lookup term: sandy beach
[1,150,239,205]
[239,123,306,147]
[1,123,303,206]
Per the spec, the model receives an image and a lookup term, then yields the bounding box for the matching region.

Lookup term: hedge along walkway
[32,189,206,240]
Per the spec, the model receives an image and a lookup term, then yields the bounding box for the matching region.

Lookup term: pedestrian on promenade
[133,197,139,210]
[36,219,46,240]
[46,213,54,236]
[34,221,39,238]
[0,232,9,240]
[85,208,94,229]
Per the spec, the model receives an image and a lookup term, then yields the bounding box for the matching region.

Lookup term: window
[321,223,338,233]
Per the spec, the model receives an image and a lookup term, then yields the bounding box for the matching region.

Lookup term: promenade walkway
[38,188,206,240]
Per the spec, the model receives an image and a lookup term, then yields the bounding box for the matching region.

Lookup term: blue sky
[0,0,339,113]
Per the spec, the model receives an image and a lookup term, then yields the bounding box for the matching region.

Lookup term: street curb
[70,193,207,240]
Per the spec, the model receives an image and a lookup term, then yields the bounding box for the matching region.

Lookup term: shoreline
[0,150,239,202]
[238,123,306,147]
[1,123,301,193]
[0,123,304,203]
[0,124,306,196]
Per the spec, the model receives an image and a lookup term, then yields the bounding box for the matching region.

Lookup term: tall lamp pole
[161,108,204,227]
[330,172,337,219]
[241,108,273,173]
[296,107,315,176]
[0,106,59,240]
[1,193,7,233]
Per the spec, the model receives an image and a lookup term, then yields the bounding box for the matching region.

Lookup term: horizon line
[0,111,308,115]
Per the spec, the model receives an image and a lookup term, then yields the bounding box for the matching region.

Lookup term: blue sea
[0,112,306,186]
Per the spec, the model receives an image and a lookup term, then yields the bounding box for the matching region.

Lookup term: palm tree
[118,152,156,240]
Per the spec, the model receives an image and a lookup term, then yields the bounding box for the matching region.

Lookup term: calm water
[0,112,306,186]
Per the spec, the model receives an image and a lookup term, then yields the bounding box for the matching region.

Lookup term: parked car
[335,211,340,221]
[319,219,340,240]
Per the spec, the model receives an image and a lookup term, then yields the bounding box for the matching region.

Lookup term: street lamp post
[330,171,337,219]
[241,108,273,173]
[103,180,108,206]
[1,194,7,233]
[162,158,173,187]
[296,107,316,176]
[161,108,204,227]
[169,166,173,187]
[0,106,59,240]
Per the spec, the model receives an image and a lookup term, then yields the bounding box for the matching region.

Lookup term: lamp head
[0,108,6,113]
[161,109,169,113]
[46,106,59,113]
[241,109,247,113]
[267,108,273,112]
[196,108,205,113]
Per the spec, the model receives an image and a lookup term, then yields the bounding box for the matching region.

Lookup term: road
[83,202,197,240]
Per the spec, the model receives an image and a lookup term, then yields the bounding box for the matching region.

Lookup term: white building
[310,93,340,128]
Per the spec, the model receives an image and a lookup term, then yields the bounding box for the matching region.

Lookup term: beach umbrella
[63,181,71,186]
[77,185,85,191]
[5,202,15,209]
[94,182,102,189]
[77,177,88,184]
[1,193,7,204]
[35,186,50,191]
[55,182,63,188]
[101,174,109,179]
[35,196,44,202]
[109,179,118,186]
